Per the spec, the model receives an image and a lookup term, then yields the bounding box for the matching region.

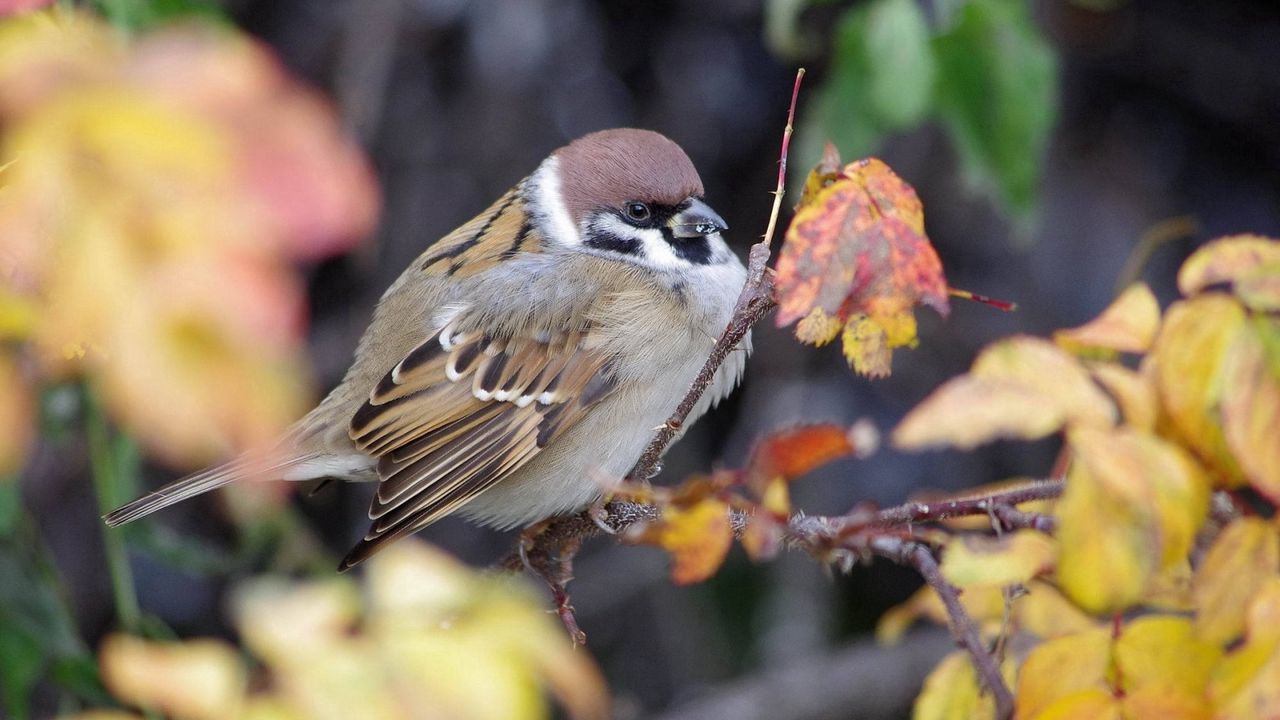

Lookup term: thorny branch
[505,67,1039,718]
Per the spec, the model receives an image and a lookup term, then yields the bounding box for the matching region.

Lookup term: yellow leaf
[1114,616,1218,710]
[1142,559,1195,612]
[1089,361,1158,433]
[940,530,1056,588]
[794,307,843,346]
[1031,689,1121,720]
[1120,689,1210,720]
[876,584,1007,644]
[99,635,245,720]
[1055,282,1161,355]
[971,336,1117,430]
[842,313,892,378]
[657,499,733,585]
[1152,295,1248,485]
[759,476,790,516]
[1208,579,1280,719]
[894,336,1121,451]
[1056,428,1209,614]
[0,288,38,340]
[1013,581,1100,640]
[236,578,362,666]
[1015,628,1113,720]
[893,375,1066,450]
[1220,318,1280,501]
[1193,518,1280,645]
[912,650,1007,720]
[1178,234,1280,311]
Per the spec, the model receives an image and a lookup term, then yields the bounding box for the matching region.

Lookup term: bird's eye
[623,202,652,224]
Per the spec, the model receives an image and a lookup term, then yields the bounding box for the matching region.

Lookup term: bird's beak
[668,198,728,239]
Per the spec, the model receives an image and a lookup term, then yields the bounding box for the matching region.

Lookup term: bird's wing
[341,314,616,569]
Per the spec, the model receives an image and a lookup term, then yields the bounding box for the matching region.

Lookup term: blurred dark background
[21,0,1280,717]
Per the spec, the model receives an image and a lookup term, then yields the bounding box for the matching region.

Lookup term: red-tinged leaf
[775,157,949,377]
[744,424,857,495]
[1178,234,1280,311]
[0,0,56,16]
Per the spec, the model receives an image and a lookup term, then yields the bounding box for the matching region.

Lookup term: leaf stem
[85,389,142,633]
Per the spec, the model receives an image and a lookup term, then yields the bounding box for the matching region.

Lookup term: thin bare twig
[858,480,1063,529]
[625,67,805,483]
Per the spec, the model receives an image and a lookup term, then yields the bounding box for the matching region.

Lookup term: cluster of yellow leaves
[887,235,1280,719]
[70,540,609,720]
[626,422,875,584]
[774,145,950,377]
[0,9,378,471]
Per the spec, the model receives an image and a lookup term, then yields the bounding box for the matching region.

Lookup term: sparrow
[104,128,749,571]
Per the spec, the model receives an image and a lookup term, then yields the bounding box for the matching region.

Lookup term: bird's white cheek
[636,228,686,271]
[529,157,581,249]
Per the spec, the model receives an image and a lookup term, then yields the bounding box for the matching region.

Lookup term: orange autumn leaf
[739,512,782,562]
[744,423,858,489]
[631,498,733,586]
[776,152,949,377]
[1054,282,1161,355]
[1178,234,1280,312]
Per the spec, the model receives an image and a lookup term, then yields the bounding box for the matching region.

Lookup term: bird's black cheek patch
[660,227,713,265]
[584,229,642,256]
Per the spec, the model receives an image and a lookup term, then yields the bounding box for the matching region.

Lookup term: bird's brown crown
[554,129,704,224]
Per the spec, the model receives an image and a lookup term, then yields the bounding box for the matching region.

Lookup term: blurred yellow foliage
[73,541,609,720]
[0,8,378,469]
[887,235,1280,718]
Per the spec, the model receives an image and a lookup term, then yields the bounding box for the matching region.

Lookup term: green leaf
[859,0,936,128]
[0,507,103,712]
[932,0,1058,221]
[0,622,41,720]
[92,0,228,32]
[807,0,936,157]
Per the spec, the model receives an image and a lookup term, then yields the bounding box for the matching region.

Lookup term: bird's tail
[103,454,312,527]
